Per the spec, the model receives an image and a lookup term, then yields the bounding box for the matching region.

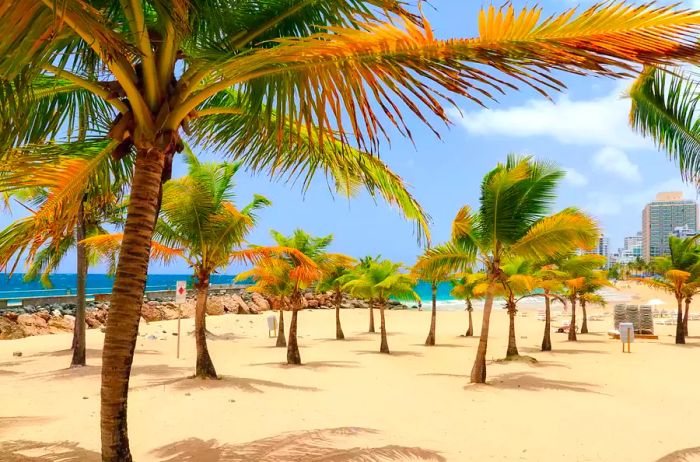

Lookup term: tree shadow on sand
[0,440,99,461]
[481,372,609,395]
[26,364,190,381]
[136,375,321,393]
[0,417,52,434]
[152,427,446,461]
[656,447,700,461]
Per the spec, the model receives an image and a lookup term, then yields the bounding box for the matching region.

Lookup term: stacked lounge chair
[639,305,654,334]
[614,304,627,330]
[626,305,640,331]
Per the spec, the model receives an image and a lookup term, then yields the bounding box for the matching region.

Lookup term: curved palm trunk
[541,294,552,352]
[368,302,375,333]
[276,302,287,347]
[194,276,217,379]
[101,148,166,462]
[568,296,577,341]
[335,290,345,340]
[505,297,518,358]
[683,298,691,337]
[676,295,686,344]
[379,302,390,354]
[465,300,474,337]
[287,303,301,364]
[580,299,589,334]
[470,283,496,384]
[70,199,87,367]
[425,282,437,346]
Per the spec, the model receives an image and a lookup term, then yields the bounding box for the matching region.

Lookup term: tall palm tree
[413,155,599,383]
[0,143,130,367]
[559,255,607,341]
[344,259,418,354]
[450,272,485,337]
[317,257,357,340]
[411,253,450,346]
[3,3,700,459]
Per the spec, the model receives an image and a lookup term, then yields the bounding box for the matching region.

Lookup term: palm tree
[412,155,599,383]
[257,229,333,365]
[354,255,382,333]
[450,272,485,337]
[85,155,318,377]
[0,143,130,367]
[344,259,418,354]
[578,272,610,334]
[411,253,451,346]
[559,255,607,341]
[532,264,566,352]
[3,3,700,459]
[639,270,693,344]
[317,257,357,340]
[499,258,538,358]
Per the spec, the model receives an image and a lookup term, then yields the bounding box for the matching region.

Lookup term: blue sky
[2,0,700,276]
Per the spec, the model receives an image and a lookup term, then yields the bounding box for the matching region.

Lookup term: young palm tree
[532,264,566,352]
[578,274,610,334]
[639,270,693,344]
[412,155,599,383]
[352,255,383,333]
[317,257,357,340]
[3,3,700,459]
[411,254,450,346]
[0,143,130,367]
[499,258,538,358]
[559,255,608,341]
[344,260,418,354]
[85,155,318,377]
[450,272,485,337]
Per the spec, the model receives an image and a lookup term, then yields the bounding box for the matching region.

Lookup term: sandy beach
[1,283,699,461]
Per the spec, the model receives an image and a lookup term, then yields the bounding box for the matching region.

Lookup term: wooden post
[176,304,182,359]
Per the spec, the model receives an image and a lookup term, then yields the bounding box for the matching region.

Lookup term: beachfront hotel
[642,192,699,260]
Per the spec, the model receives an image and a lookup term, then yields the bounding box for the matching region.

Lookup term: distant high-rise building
[586,235,610,268]
[623,232,643,257]
[642,192,698,260]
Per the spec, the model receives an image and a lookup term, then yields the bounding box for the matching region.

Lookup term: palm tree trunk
[194,276,217,379]
[580,299,589,334]
[683,298,691,337]
[505,298,518,358]
[676,296,686,344]
[369,302,375,333]
[70,198,87,367]
[541,294,552,351]
[465,300,474,337]
[379,302,390,353]
[335,290,345,340]
[101,148,166,462]
[568,296,577,341]
[470,284,496,384]
[276,302,287,347]
[425,282,437,346]
[287,304,301,364]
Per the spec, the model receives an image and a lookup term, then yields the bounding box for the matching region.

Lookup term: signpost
[175,281,186,359]
[619,322,634,353]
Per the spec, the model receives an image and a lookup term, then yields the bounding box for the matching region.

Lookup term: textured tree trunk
[368,302,375,333]
[424,283,437,346]
[465,300,474,337]
[568,296,577,341]
[335,290,344,340]
[379,302,389,353]
[541,294,552,351]
[276,303,287,347]
[101,147,166,462]
[287,304,301,364]
[683,298,690,337]
[676,296,686,344]
[580,299,589,334]
[470,284,496,384]
[194,276,217,379]
[70,199,87,367]
[505,297,518,358]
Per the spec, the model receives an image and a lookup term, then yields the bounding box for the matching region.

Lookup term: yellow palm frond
[81,233,185,266]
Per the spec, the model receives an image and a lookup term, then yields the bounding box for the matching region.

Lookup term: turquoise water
[0,274,457,304]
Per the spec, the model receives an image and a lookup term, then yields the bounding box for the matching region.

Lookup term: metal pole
[177,304,182,359]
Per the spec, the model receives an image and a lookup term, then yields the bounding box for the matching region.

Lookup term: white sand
[1,283,699,461]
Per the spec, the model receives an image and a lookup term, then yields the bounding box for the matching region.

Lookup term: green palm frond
[629,66,700,182]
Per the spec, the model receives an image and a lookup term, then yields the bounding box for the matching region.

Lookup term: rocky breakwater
[0,289,407,340]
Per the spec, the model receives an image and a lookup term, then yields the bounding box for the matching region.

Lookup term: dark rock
[12,351,22,357]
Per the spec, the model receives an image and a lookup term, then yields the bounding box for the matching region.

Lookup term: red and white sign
[175,281,187,304]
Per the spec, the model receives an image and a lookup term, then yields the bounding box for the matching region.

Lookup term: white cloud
[562,167,588,187]
[592,147,641,183]
[584,191,623,217]
[449,81,651,150]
